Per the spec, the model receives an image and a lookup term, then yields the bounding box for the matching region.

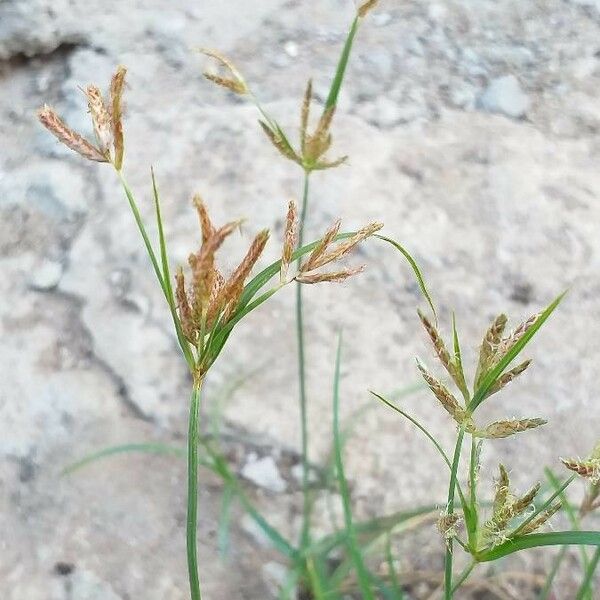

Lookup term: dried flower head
[520,503,561,535]
[176,198,269,348]
[416,360,466,424]
[437,511,461,544]
[294,220,382,285]
[484,465,545,545]
[199,48,248,95]
[486,359,532,398]
[259,80,348,172]
[417,311,468,397]
[280,200,299,283]
[475,417,547,439]
[474,313,507,388]
[358,0,380,17]
[38,66,127,168]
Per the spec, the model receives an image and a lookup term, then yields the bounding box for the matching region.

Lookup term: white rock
[241,455,286,493]
[262,561,289,597]
[478,75,530,119]
[28,260,63,291]
[283,40,298,58]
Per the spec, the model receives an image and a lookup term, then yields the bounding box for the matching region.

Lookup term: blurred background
[1,0,600,598]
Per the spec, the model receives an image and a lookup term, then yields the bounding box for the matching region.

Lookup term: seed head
[38,65,127,167]
[310,222,383,270]
[280,200,299,282]
[301,219,342,273]
[259,120,301,163]
[199,48,248,95]
[295,265,365,284]
[358,0,380,17]
[110,65,127,170]
[300,79,312,154]
[474,314,507,387]
[37,105,108,162]
[561,458,600,484]
[437,512,460,544]
[486,359,532,398]
[417,310,453,372]
[85,85,112,155]
[511,483,541,517]
[416,360,466,423]
[476,417,547,439]
[520,503,561,535]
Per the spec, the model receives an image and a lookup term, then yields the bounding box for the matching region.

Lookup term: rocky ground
[2,0,600,598]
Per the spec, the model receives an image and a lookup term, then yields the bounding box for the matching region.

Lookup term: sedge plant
[38,64,390,598]
[373,299,600,598]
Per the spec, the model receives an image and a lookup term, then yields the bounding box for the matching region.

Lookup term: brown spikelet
[281,200,299,282]
[561,458,600,483]
[486,359,532,398]
[200,48,248,95]
[311,222,383,269]
[203,73,247,95]
[418,309,453,373]
[85,85,112,155]
[175,267,197,344]
[476,418,547,439]
[497,312,541,356]
[301,219,341,272]
[437,512,460,542]
[189,219,241,317]
[510,483,541,517]
[193,195,216,244]
[493,464,510,517]
[300,80,312,154]
[295,265,365,284]
[259,120,301,162]
[304,106,336,163]
[358,0,380,17]
[520,503,561,535]
[474,314,508,387]
[221,229,270,306]
[38,105,108,163]
[312,155,349,171]
[416,361,466,423]
[110,65,127,170]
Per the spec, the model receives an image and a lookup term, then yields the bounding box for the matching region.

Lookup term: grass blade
[370,391,451,469]
[576,547,600,600]
[478,531,600,562]
[217,484,235,557]
[325,17,359,110]
[375,234,437,322]
[62,442,186,475]
[332,334,375,600]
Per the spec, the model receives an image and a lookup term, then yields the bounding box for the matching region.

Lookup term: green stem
[297,172,311,550]
[187,381,203,600]
[444,427,466,600]
[451,560,476,595]
[576,547,600,600]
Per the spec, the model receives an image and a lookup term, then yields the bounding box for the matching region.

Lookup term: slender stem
[297,171,312,550]
[576,547,600,600]
[444,427,466,600]
[187,380,203,600]
[451,560,476,595]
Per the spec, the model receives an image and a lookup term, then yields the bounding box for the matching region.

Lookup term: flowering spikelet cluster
[278,200,383,284]
[176,196,268,350]
[199,49,248,95]
[260,79,348,173]
[38,66,127,169]
[474,312,538,393]
[561,441,600,485]
[417,313,546,439]
[437,511,461,547]
[483,464,559,546]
